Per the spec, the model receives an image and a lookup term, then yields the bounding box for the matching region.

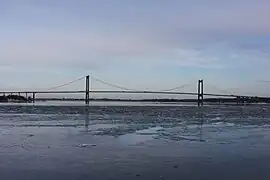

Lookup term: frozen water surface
[1,103,270,180]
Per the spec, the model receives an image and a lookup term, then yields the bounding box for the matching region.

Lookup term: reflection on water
[84,106,90,130]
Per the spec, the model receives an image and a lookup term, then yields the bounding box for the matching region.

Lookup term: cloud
[0,0,269,72]
[0,26,226,70]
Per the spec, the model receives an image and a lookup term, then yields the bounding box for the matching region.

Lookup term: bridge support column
[32,93,35,103]
[198,80,204,106]
[85,75,90,105]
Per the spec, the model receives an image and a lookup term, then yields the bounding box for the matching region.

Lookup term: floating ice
[78,144,97,148]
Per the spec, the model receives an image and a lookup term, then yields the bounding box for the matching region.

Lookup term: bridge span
[0,90,236,97]
[0,75,267,105]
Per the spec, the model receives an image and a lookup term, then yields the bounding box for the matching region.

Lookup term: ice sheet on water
[207,121,236,127]
[136,126,163,135]
[116,126,164,145]
[1,104,270,146]
[92,124,149,136]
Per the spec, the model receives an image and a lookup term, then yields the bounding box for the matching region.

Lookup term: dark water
[1,103,270,180]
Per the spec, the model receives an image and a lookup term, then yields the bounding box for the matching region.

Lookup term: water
[1,102,270,180]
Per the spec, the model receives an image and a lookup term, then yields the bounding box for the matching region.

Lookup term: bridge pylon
[85,75,90,105]
[198,80,204,106]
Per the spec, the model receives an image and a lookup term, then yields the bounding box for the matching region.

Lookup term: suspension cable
[90,75,139,91]
[205,83,234,95]
[47,76,85,90]
[159,83,193,92]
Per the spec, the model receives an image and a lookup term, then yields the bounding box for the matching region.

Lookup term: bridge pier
[85,75,90,105]
[236,96,244,105]
[32,92,35,103]
[198,80,204,106]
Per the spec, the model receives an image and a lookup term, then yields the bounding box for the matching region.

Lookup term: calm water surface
[1,102,270,180]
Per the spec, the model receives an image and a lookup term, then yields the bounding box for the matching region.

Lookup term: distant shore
[1,95,270,104]
[36,97,270,104]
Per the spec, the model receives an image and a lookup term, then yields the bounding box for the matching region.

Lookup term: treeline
[0,95,29,102]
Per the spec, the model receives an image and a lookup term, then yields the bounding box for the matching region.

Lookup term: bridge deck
[0,90,238,98]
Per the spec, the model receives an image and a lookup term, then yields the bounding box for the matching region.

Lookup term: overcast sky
[0,0,270,96]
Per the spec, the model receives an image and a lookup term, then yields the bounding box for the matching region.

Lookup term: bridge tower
[85,75,90,105]
[198,80,204,106]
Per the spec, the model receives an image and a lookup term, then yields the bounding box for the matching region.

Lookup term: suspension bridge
[0,75,268,106]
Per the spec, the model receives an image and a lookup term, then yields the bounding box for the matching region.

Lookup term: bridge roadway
[0,90,247,98]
